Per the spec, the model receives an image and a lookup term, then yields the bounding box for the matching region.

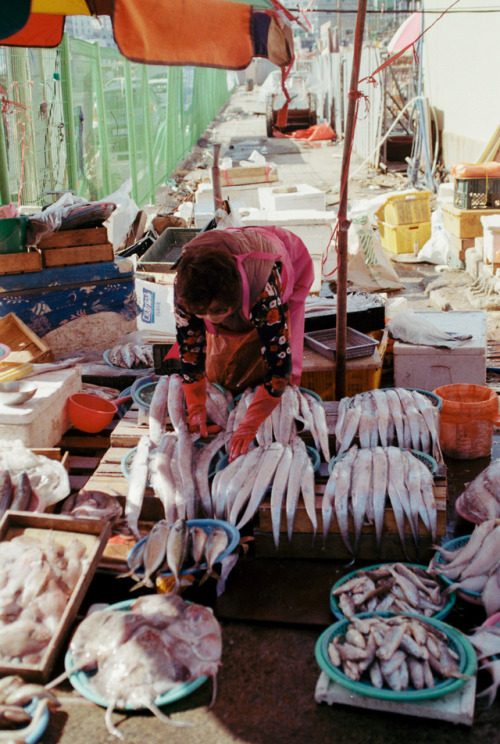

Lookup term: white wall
[421,0,500,165]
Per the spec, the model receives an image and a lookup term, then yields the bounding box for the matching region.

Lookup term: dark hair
[175,240,242,315]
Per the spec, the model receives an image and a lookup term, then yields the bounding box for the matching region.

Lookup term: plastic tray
[126,518,240,579]
[329,563,455,621]
[328,448,438,476]
[304,327,378,361]
[65,599,207,710]
[432,536,483,604]
[315,612,477,702]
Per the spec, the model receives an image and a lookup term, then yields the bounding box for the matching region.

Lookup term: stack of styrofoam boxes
[480,215,500,275]
[442,203,500,274]
[241,184,333,293]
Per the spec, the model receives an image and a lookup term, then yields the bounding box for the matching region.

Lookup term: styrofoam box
[193,202,248,229]
[393,310,487,390]
[258,184,326,212]
[481,215,500,264]
[194,181,261,209]
[0,367,82,448]
[241,209,336,293]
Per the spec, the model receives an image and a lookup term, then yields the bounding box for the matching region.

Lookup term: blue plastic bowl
[329,562,456,622]
[315,611,477,702]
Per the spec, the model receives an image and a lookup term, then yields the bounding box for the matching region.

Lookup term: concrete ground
[39,86,500,743]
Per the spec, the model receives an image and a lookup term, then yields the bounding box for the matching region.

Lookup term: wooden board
[314,672,476,726]
[41,243,114,268]
[0,250,42,276]
[0,312,53,363]
[38,226,109,249]
[220,164,278,187]
[0,511,111,682]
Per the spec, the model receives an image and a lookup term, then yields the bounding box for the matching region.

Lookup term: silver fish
[125,435,152,540]
[131,519,171,591]
[270,444,293,549]
[165,518,190,591]
[200,527,229,584]
[237,443,284,530]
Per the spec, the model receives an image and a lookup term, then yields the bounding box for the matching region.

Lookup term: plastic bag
[387,309,472,348]
[103,180,139,252]
[327,215,404,292]
[417,209,451,265]
[0,439,70,509]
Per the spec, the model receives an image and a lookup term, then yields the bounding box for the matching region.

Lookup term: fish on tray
[455,459,500,523]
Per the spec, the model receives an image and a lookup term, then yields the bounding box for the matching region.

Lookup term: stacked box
[376,190,432,254]
[442,204,500,269]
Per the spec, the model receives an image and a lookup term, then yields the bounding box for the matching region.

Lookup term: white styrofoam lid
[0,368,81,424]
[393,310,487,356]
[242,209,336,226]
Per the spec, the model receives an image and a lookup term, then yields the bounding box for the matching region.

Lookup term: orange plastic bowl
[68,393,118,433]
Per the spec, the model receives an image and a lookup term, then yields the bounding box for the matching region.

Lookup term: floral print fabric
[175,263,292,396]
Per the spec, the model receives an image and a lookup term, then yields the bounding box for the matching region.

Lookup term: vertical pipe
[124,60,138,203]
[60,33,78,193]
[335,0,368,400]
[141,65,155,203]
[93,44,111,195]
[0,109,10,203]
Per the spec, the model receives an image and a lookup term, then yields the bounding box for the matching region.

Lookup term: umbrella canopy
[0,0,294,71]
[387,11,423,54]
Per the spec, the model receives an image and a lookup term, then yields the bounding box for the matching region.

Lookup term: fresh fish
[237,442,284,530]
[167,374,186,433]
[350,448,373,553]
[193,431,228,518]
[117,538,147,580]
[299,441,318,537]
[170,438,186,520]
[286,438,309,541]
[189,525,209,569]
[322,460,339,546]
[270,444,293,549]
[206,385,229,430]
[372,447,388,553]
[371,389,390,447]
[385,389,405,447]
[386,447,411,560]
[200,526,229,584]
[396,388,422,450]
[336,404,362,456]
[176,425,197,520]
[165,518,190,591]
[11,471,32,511]
[131,520,171,591]
[125,436,152,540]
[61,489,122,522]
[0,470,13,516]
[304,393,331,462]
[225,446,265,523]
[149,434,177,524]
[333,445,358,556]
[149,375,170,447]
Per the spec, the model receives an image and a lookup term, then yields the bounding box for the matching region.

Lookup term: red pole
[335,0,368,400]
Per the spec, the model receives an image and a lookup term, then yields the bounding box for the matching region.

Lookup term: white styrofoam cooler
[258,184,326,212]
[241,209,336,293]
[481,215,500,264]
[194,181,262,209]
[0,367,82,448]
[393,310,487,390]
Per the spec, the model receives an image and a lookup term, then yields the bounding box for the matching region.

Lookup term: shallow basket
[329,563,456,621]
[315,611,477,702]
[432,535,483,604]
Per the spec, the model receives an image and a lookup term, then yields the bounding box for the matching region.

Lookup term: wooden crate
[0,511,111,682]
[442,204,500,239]
[220,163,278,187]
[38,226,109,249]
[255,473,447,563]
[0,249,42,276]
[0,312,53,363]
[41,242,114,268]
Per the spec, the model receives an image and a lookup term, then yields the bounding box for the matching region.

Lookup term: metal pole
[60,34,78,193]
[94,44,111,196]
[124,60,138,204]
[335,0,368,400]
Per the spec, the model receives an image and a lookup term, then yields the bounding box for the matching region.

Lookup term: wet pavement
[39,87,500,742]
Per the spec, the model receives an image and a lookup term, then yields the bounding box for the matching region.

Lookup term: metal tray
[304,327,378,361]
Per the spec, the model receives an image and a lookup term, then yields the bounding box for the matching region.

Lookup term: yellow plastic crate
[378,220,432,254]
[376,190,431,226]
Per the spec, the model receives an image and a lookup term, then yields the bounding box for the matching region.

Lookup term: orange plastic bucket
[433,383,500,459]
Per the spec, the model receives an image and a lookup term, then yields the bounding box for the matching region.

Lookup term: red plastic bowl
[68,393,118,433]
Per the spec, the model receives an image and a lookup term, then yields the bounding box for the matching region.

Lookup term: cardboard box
[258,184,326,212]
[442,204,500,239]
[0,511,111,682]
[393,310,487,389]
